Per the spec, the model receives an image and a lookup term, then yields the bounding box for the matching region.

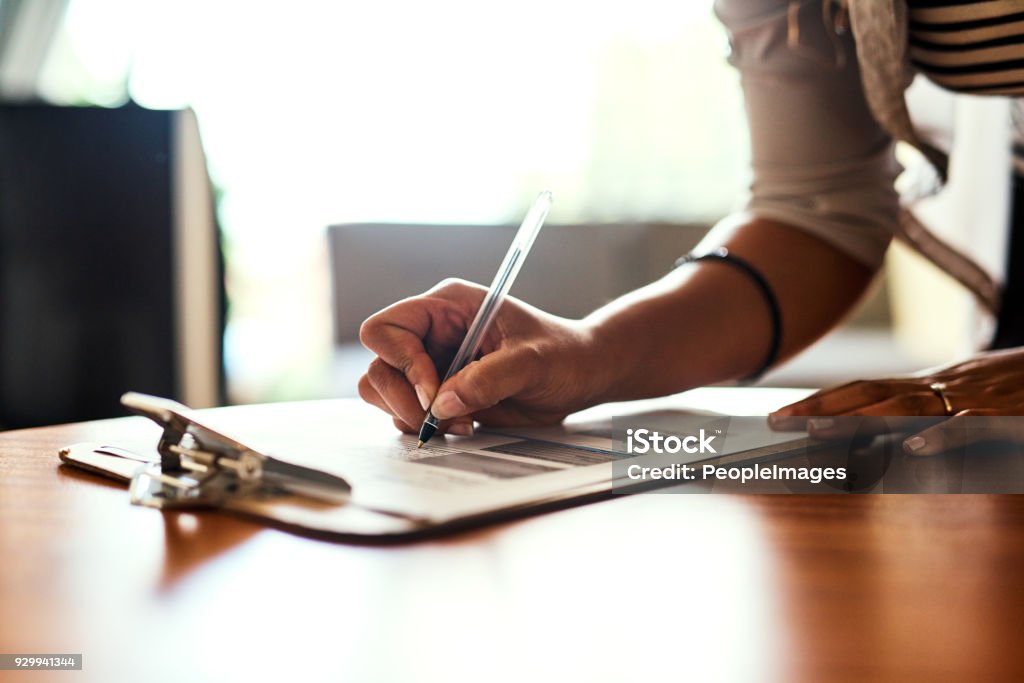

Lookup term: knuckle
[790,398,820,415]
[986,383,1019,398]
[460,372,497,410]
[358,374,389,413]
[825,380,864,396]
[357,374,374,401]
[358,316,381,349]
[858,380,889,401]
[515,345,547,383]
[433,277,471,296]
[904,393,933,415]
[431,278,488,305]
[519,342,546,367]
[394,353,416,377]
[367,358,396,392]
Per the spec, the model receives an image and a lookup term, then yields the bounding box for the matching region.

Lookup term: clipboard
[58,393,818,541]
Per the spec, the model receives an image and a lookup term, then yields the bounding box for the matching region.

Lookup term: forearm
[581,214,876,402]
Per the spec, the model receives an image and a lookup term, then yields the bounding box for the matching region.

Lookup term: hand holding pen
[416,192,552,446]
[358,192,606,441]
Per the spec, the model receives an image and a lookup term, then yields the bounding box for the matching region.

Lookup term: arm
[357,213,874,434]
[359,0,898,433]
[583,214,873,401]
[587,0,900,397]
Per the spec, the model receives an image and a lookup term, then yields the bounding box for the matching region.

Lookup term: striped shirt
[906,0,1024,175]
[908,0,1024,96]
[903,1,1024,345]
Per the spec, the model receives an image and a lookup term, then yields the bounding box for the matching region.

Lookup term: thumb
[430,348,537,419]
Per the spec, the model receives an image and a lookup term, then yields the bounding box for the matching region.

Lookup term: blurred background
[0,0,1006,427]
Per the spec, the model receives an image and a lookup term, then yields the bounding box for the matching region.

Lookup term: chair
[327,221,708,343]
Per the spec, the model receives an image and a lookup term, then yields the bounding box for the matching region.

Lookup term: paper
[189,407,808,524]
[60,397,811,537]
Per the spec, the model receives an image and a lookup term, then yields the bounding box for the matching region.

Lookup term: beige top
[715,0,1001,312]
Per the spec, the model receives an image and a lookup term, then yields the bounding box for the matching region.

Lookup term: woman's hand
[769,347,1024,455]
[357,279,602,436]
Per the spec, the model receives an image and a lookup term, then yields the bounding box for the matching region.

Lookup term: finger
[393,414,475,438]
[447,417,475,437]
[803,415,937,440]
[364,374,422,434]
[431,347,539,420]
[362,369,475,436]
[420,417,476,439]
[358,373,394,417]
[393,416,417,434]
[802,392,948,439]
[769,379,920,427]
[366,357,427,429]
[470,402,565,428]
[359,299,448,406]
[849,391,949,417]
[903,408,1024,456]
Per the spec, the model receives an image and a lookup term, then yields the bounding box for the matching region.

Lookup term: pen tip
[416,440,424,449]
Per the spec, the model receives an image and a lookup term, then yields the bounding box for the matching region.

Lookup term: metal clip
[121,392,351,509]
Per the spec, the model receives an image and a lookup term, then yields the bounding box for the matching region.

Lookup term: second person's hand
[768,348,1024,454]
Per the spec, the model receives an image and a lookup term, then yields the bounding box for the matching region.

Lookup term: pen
[417,191,554,447]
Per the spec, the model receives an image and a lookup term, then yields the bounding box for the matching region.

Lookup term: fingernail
[904,435,926,454]
[414,384,431,411]
[448,422,474,437]
[808,418,834,431]
[432,391,466,420]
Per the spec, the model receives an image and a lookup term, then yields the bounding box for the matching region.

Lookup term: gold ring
[929,382,954,416]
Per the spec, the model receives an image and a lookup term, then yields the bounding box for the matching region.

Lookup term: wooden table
[1,391,1022,683]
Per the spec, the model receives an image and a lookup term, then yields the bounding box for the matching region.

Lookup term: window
[36,0,748,401]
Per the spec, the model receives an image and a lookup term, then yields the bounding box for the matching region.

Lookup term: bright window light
[38,0,748,402]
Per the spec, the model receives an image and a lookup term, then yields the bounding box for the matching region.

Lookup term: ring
[928,382,954,416]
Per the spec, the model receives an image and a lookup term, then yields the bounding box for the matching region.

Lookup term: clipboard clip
[120,392,352,510]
